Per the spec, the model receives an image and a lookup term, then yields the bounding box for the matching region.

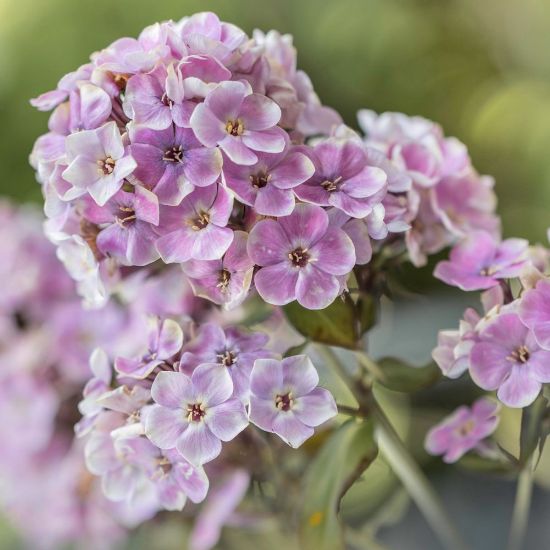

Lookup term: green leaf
[375,357,441,393]
[283,341,309,358]
[300,420,378,550]
[519,394,548,465]
[457,453,515,474]
[357,294,376,335]
[283,299,359,349]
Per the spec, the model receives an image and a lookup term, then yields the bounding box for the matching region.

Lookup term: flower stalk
[320,344,467,550]
[507,455,535,550]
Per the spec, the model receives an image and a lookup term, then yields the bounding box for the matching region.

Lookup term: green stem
[319,344,467,550]
[337,404,362,417]
[372,401,467,550]
[507,455,535,550]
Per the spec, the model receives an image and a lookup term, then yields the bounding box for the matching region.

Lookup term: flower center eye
[163,146,184,163]
[161,93,173,108]
[226,119,244,137]
[156,457,172,477]
[187,403,206,422]
[456,419,475,437]
[275,392,293,412]
[321,176,343,192]
[250,171,271,189]
[288,247,310,268]
[217,268,231,291]
[191,211,210,231]
[507,345,530,364]
[116,205,137,226]
[217,350,236,367]
[97,157,116,175]
[80,220,103,261]
[112,73,129,92]
[479,266,496,276]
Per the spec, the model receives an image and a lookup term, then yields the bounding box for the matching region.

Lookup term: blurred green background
[2,0,550,239]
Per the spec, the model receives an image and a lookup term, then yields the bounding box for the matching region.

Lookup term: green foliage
[300,420,378,550]
[374,357,441,393]
[283,299,360,349]
[519,394,549,466]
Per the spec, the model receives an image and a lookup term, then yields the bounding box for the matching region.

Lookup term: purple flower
[76,348,113,436]
[124,64,195,129]
[328,208,372,265]
[156,184,234,263]
[150,448,209,511]
[425,398,499,463]
[179,323,273,400]
[519,278,550,350]
[432,308,480,379]
[145,366,248,465]
[249,356,336,447]
[63,122,137,205]
[295,139,387,218]
[82,186,160,266]
[129,124,223,205]
[176,12,247,61]
[470,312,550,407]
[247,203,355,309]
[190,80,286,165]
[85,427,154,503]
[433,171,499,239]
[189,469,249,550]
[182,231,255,309]
[434,231,528,291]
[93,24,171,74]
[223,146,314,216]
[115,317,184,379]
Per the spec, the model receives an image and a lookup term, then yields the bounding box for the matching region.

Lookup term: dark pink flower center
[163,146,184,163]
[80,220,102,261]
[479,266,496,276]
[191,211,210,231]
[456,419,475,437]
[217,268,231,291]
[250,171,271,189]
[116,205,137,226]
[275,392,293,412]
[288,247,310,268]
[226,119,244,137]
[217,349,236,367]
[187,403,205,422]
[161,93,173,108]
[507,345,530,364]
[97,157,116,175]
[321,175,343,193]
[153,457,172,479]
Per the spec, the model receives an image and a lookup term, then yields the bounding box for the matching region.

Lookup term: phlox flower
[190,80,286,165]
[247,203,355,309]
[156,184,234,263]
[470,313,550,407]
[115,317,184,379]
[295,139,387,218]
[434,231,528,291]
[248,355,337,448]
[425,398,499,463]
[62,121,137,206]
[145,366,248,465]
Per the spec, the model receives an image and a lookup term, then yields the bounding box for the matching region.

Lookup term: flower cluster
[31,12,393,311]
[79,315,337,518]
[357,110,500,266]
[0,202,136,549]
[431,231,550,409]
